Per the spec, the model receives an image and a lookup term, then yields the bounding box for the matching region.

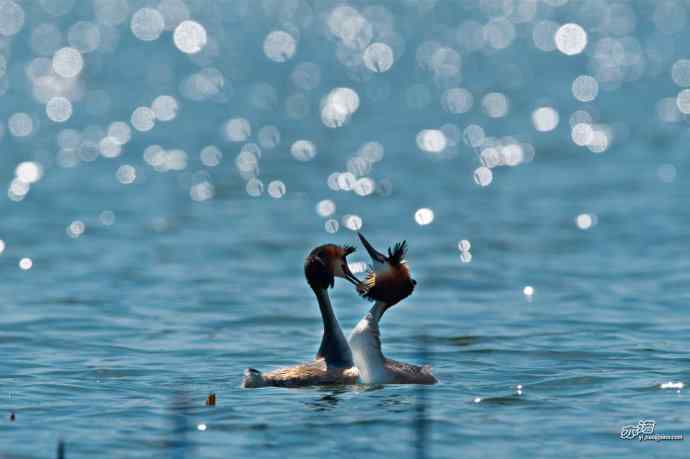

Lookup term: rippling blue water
[4,139,689,458]
[2,1,690,458]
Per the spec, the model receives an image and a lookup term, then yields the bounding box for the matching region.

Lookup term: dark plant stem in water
[57,440,65,459]
[414,333,431,459]
[170,391,192,459]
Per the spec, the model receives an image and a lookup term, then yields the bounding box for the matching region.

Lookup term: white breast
[349,316,388,384]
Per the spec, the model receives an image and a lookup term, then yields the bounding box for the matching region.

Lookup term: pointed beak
[357,232,387,264]
[341,261,361,286]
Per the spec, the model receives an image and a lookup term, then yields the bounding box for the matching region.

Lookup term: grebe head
[304,244,360,290]
[357,233,417,306]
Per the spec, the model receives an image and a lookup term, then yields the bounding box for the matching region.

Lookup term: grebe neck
[314,287,352,368]
[369,301,389,324]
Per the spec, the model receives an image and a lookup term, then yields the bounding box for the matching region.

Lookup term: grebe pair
[242,233,436,388]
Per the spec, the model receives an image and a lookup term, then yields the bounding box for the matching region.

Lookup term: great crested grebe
[349,233,437,385]
[242,244,361,388]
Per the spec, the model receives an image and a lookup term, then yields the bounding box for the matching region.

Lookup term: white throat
[349,301,389,384]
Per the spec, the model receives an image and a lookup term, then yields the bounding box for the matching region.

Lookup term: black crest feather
[387,240,407,265]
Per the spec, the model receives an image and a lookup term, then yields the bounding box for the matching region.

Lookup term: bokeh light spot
[131,7,165,41]
[555,23,587,56]
[263,30,297,63]
[473,166,493,187]
[19,257,32,270]
[363,42,394,72]
[291,140,317,162]
[173,20,207,54]
[267,180,286,198]
[572,75,599,102]
[52,47,84,78]
[414,208,434,225]
[0,1,25,37]
[532,107,559,132]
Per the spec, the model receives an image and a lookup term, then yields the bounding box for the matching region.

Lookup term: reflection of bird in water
[305,393,342,411]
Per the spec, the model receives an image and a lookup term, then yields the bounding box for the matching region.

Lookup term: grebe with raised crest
[349,233,437,385]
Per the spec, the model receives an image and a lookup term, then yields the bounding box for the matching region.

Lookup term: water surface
[2,1,690,458]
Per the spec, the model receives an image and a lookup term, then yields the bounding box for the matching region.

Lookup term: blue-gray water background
[1,1,690,457]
